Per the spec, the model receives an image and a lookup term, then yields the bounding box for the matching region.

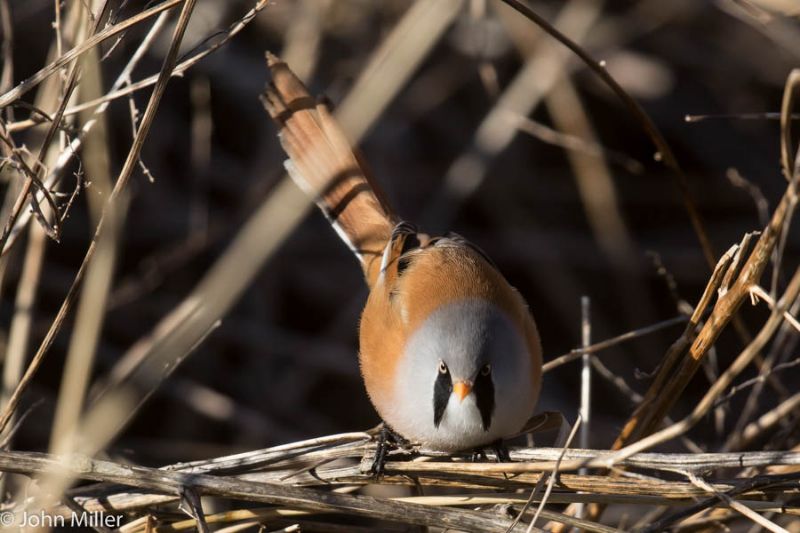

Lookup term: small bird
[262,53,543,452]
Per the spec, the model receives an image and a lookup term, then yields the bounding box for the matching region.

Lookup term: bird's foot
[469,449,487,462]
[491,439,512,462]
[470,439,511,463]
[370,424,410,477]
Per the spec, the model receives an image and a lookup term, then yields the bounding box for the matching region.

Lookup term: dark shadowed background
[3,0,799,469]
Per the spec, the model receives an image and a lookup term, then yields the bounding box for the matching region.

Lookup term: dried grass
[0,0,798,531]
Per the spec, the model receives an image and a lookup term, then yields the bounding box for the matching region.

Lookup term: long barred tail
[261,52,395,287]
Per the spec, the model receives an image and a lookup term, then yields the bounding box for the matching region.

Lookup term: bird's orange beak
[453,381,472,402]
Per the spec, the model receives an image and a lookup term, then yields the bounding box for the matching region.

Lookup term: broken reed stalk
[550,68,800,529]
[608,264,800,467]
[613,70,800,452]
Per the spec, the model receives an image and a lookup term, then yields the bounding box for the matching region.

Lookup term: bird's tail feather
[262,52,395,287]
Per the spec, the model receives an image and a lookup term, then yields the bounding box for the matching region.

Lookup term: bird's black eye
[480,363,491,376]
[438,360,449,374]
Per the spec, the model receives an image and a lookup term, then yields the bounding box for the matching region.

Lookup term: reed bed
[0,0,798,531]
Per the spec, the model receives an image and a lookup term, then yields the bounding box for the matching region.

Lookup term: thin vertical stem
[577,295,591,518]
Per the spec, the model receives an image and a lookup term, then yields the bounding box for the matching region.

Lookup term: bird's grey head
[388,298,535,450]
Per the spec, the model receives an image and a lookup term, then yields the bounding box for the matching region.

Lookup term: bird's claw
[370,424,409,477]
[470,439,511,463]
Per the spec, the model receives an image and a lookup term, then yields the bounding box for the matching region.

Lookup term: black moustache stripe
[474,371,495,432]
[433,370,451,428]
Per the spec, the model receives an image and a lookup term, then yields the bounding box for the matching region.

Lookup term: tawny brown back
[359,244,542,420]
